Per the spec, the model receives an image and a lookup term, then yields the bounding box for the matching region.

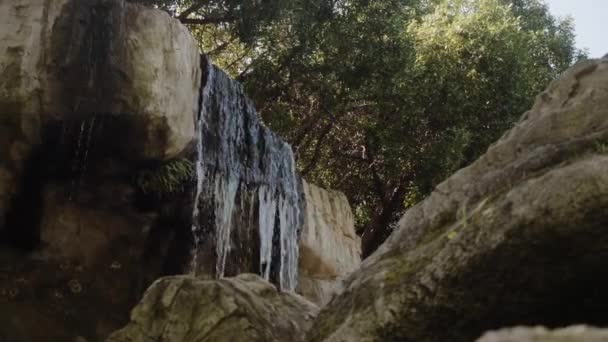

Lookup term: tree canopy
[136,0,585,256]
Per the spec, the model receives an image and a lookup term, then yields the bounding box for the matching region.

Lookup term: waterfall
[190,56,302,291]
[258,185,277,280]
[69,116,97,200]
[213,175,239,277]
[190,58,215,273]
[279,150,300,290]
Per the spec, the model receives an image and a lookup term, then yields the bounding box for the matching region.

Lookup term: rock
[307,57,608,341]
[1,2,308,340]
[37,182,153,266]
[297,180,361,305]
[0,0,201,161]
[1,2,309,341]
[477,326,608,342]
[0,175,194,341]
[0,0,201,243]
[0,1,200,340]
[0,0,65,231]
[106,274,319,342]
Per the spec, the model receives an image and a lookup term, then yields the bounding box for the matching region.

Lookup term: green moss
[135,158,195,195]
[594,140,608,154]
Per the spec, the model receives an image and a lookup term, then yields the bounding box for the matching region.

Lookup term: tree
[352,0,585,255]
[137,0,584,257]
[240,0,584,256]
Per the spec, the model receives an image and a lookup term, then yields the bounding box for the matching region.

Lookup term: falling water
[213,175,239,277]
[278,149,300,290]
[190,57,215,273]
[80,115,97,177]
[258,185,277,280]
[191,56,303,291]
[189,111,204,273]
[69,116,96,200]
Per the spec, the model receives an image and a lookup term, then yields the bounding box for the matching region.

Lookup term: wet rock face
[0,1,305,340]
[0,0,200,160]
[191,58,303,291]
[476,326,608,342]
[106,274,319,342]
[0,0,200,340]
[0,0,201,240]
[297,180,361,305]
[0,139,196,341]
[307,57,608,342]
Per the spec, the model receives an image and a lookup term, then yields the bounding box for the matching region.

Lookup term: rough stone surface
[0,171,194,341]
[0,0,201,161]
[106,274,319,342]
[0,1,199,340]
[307,57,608,342]
[0,0,201,245]
[0,0,62,237]
[297,180,361,305]
[477,326,608,342]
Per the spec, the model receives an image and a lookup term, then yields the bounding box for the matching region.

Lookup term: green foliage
[247,0,584,254]
[136,159,195,195]
[595,141,608,154]
[140,0,585,254]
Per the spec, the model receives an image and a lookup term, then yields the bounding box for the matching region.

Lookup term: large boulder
[297,180,361,305]
[307,57,608,341]
[477,326,608,342]
[0,0,200,160]
[0,0,201,231]
[0,162,195,341]
[106,274,319,342]
[0,1,199,340]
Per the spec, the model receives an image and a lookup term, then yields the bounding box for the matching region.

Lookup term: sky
[544,0,607,58]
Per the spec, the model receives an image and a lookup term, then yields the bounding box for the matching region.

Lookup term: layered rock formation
[477,326,608,342]
[297,180,361,305]
[0,0,303,340]
[106,274,319,342]
[306,57,608,341]
[1,1,200,340]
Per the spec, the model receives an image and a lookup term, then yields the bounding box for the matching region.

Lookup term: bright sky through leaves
[545,0,607,58]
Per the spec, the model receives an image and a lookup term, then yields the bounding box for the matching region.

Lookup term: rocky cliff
[1,1,201,340]
[297,180,361,305]
[0,0,305,340]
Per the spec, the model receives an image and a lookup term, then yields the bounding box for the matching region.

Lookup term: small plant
[136,158,196,195]
[595,140,608,154]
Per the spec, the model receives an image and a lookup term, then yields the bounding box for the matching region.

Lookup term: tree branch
[363,137,386,203]
[178,0,213,19]
[301,120,334,176]
[292,109,324,152]
[180,15,237,25]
